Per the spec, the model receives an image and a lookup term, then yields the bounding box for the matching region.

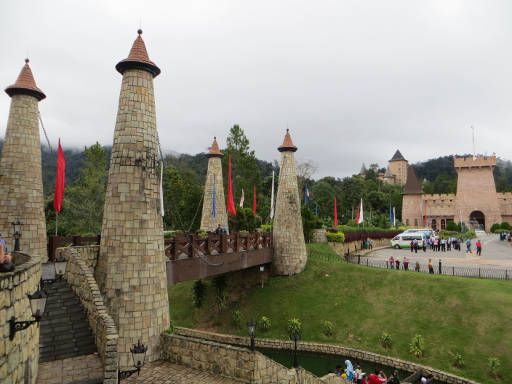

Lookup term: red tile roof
[5,59,46,101]
[278,129,298,152]
[116,30,161,77]
[207,137,223,157]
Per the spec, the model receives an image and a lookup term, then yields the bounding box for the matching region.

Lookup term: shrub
[326,232,345,243]
[260,224,272,233]
[449,351,464,368]
[166,320,175,334]
[409,334,425,358]
[231,310,242,328]
[258,316,272,332]
[192,280,206,308]
[501,222,511,230]
[488,357,501,377]
[321,320,335,337]
[445,221,460,231]
[287,318,302,339]
[380,332,393,350]
[212,276,227,311]
[490,223,501,233]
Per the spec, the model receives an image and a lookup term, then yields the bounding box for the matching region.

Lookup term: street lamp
[9,289,48,340]
[291,332,300,368]
[41,256,68,285]
[118,340,148,381]
[247,319,256,351]
[11,219,22,252]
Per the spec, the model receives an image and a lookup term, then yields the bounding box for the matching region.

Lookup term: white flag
[159,160,165,217]
[393,206,396,227]
[239,188,245,208]
[356,198,364,225]
[270,170,275,219]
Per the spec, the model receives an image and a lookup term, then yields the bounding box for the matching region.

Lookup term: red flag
[227,155,236,215]
[252,184,257,214]
[333,196,338,227]
[53,139,66,213]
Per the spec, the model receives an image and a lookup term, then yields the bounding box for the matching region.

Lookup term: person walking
[389,256,395,269]
[466,239,472,254]
[428,259,434,274]
[403,256,409,271]
[415,261,421,272]
[476,239,482,256]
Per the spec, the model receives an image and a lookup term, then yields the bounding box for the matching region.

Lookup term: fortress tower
[454,155,501,231]
[401,166,423,227]
[388,150,408,185]
[0,59,47,260]
[272,130,307,275]
[200,137,228,232]
[95,30,169,367]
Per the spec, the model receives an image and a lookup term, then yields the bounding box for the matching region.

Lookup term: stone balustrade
[58,246,119,384]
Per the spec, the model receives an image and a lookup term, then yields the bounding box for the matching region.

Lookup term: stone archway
[469,210,485,230]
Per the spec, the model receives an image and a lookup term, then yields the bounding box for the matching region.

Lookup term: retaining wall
[0,252,41,383]
[329,238,390,256]
[58,246,118,384]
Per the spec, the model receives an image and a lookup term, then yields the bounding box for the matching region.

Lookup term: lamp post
[11,219,22,252]
[291,332,300,368]
[118,340,148,381]
[247,319,256,351]
[40,257,68,285]
[9,289,48,340]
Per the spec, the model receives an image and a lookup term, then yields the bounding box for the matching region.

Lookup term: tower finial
[137,28,143,35]
[25,58,29,64]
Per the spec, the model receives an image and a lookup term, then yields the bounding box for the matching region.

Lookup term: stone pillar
[95,30,169,367]
[0,59,47,261]
[272,129,307,275]
[200,137,228,232]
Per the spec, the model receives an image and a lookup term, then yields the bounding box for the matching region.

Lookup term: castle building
[401,154,512,232]
[380,150,408,185]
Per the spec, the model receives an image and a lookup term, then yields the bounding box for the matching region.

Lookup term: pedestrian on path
[476,240,482,256]
[403,256,409,271]
[428,259,434,274]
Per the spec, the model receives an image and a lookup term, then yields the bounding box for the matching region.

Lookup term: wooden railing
[165,232,273,260]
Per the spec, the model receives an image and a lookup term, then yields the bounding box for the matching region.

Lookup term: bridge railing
[165,232,273,260]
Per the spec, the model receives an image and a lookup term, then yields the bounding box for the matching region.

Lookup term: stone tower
[95,30,169,367]
[454,155,501,231]
[401,166,423,227]
[200,137,228,232]
[0,59,47,260]
[272,129,307,275]
[388,150,408,185]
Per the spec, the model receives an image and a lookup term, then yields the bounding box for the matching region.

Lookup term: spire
[5,59,46,101]
[278,129,298,152]
[207,137,223,158]
[389,149,406,162]
[403,166,422,194]
[116,29,161,77]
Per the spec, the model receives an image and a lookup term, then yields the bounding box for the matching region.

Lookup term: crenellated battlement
[454,155,496,169]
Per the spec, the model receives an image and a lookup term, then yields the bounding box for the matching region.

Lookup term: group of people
[388,256,442,274]
[426,236,482,256]
[335,360,432,383]
[0,234,14,272]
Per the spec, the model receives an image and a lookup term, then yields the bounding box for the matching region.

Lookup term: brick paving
[37,354,103,384]
[123,361,242,384]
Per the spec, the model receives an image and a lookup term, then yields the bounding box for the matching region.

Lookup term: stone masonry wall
[0,252,41,384]
[173,327,479,384]
[0,94,47,261]
[329,238,390,256]
[200,156,228,232]
[273,151,307,275]
[58,246,118,384]
[96,68,169,367]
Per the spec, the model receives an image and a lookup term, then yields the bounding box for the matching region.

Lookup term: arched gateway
[469,210,485,230]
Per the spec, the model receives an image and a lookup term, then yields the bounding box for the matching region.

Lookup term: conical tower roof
[389,149,406,162]
[5,59,46,101]
[403,166,422,194]
[116,29,161,77]
[278,129,298,152]
[207,137,223,157]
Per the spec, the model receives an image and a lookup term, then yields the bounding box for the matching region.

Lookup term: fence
[345,255,512,280]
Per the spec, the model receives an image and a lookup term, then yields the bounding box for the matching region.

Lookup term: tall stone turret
[200,137,228,232]
[95,30,169,367]
[0,59,47,260]
[272,129,307,275]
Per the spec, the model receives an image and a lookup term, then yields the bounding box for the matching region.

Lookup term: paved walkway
[37,354,103,384]
[368,232,512,268]
[123,361,242,383]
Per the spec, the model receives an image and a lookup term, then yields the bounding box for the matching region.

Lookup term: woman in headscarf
[345,360,354,381]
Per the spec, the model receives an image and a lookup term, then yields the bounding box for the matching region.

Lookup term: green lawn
[168,243,511,383]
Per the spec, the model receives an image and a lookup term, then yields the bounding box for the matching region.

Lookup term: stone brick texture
[59,245,119,383]
[200,156,228,232]
[388,159,408,185]
[0,94,47,261]
[272,151,307,275]
[173,327,479,384]
[96,68,169,368]
[1,252,41,383]
[36,353,103,384]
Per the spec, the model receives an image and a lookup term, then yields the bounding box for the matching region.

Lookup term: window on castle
[406,219,409,225]
[441,219,446,230]
[414,219,418,226]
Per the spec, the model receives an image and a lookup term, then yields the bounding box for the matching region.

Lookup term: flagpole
[55,212,58,236]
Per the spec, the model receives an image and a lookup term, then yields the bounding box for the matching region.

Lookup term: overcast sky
[1,0,512,178]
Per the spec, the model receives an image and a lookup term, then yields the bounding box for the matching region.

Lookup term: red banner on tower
[53,139,66,213]
[227,155,237,215]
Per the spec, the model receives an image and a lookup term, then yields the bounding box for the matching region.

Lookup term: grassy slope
[168,244,511,383]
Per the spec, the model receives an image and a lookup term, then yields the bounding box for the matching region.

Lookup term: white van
[390,233,425,249]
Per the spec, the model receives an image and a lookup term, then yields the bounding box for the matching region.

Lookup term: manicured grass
[168,243,511,383]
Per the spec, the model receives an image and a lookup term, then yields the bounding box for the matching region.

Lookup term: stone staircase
[39,279,97,362]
